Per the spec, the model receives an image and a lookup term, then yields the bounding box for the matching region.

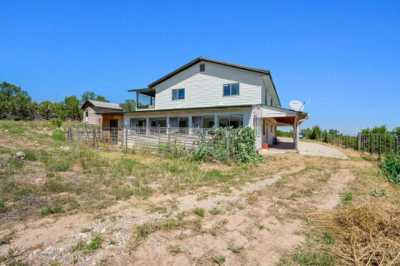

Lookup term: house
[81,100,123,129]
[125,57,308,150]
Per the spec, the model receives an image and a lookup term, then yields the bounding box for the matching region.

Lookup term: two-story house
[125,57,307,150]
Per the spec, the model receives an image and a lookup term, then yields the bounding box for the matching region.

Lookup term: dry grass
[314,202,400,265]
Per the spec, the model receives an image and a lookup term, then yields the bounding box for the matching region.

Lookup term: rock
[15,151,25,160]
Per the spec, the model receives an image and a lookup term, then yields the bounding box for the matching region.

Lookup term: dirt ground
[0,143,361,266]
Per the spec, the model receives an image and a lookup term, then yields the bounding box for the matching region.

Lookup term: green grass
[341,192,353,204]
[193,208,205,217]
[72,234,103,253]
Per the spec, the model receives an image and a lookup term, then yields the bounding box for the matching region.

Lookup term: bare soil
[0,149,358,266]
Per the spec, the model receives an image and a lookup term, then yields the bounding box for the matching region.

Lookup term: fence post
[125,127,128,152]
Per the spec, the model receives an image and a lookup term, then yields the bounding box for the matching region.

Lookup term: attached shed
[81,100,123,129]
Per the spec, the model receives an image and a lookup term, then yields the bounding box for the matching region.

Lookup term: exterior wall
[83,106,102,126]
[263,118,277,145]
[262,75,280,107]
[102,114,123,129]
[154,62,264,110]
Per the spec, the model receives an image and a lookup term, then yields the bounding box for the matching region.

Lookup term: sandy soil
[0,151,355,266]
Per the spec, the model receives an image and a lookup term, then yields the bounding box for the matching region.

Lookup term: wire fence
[311,133,400,156]
[66,125,217,150]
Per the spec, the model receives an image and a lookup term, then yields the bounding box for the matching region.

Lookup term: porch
[256,106,308,152]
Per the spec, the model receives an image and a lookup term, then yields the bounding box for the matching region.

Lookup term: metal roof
[81,100,122,110]
[148,57,271,88]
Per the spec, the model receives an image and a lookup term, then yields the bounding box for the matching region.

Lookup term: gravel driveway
[268,137,348,159]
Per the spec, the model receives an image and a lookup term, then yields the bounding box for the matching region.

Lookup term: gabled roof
[148,57,271,88]
[81,100,122,110]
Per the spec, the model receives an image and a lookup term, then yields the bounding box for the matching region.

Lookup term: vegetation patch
[380,153,400,184]
[72,234,103,253]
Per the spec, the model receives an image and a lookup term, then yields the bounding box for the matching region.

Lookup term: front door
[109,120,119,144]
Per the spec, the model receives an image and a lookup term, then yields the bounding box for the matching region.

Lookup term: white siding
[83,106,102,126]
[154,62,264,110]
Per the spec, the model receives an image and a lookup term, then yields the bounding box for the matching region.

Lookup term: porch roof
[259,105,308,125]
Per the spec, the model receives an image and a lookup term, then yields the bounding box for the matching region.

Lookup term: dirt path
[0,155,355,266]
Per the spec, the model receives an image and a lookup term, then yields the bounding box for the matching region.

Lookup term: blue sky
[1,1,399,134]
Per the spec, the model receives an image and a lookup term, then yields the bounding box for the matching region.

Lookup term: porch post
[294,117,300,152]
[213,113,219,128]
[136,92,139,109]
[146,117,150,136]
[166,116,170,134]
[188,115,193,134]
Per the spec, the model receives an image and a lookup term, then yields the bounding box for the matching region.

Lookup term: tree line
[301,125,400,140]
[0,82,136,121]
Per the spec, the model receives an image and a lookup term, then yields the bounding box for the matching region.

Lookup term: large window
[218,115,243,128]
[172,88,185,100]
[223,83,239,96]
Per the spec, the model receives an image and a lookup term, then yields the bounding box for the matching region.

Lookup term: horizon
[1,1,399,134]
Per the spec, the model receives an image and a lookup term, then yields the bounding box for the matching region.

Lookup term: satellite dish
[289,100,304,112]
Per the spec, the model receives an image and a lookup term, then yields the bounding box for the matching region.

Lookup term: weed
[46,157,71,172]
[167,245,183,255]
[322,232,335,245]
[193,208,205,217]
[40,205,65,216]
[212,255,226,265]
[227,244,243,254]
[72,234,103,253]
[342,192,353,204]
[52,129,65,142]
[294,251,335,266]
[22,150,37,161]
[369,188,386,197]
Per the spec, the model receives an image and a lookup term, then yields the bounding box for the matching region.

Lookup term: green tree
[38,101,55,120]
[0,82,36,120]
[81,91,108,103]
[64,96,82,120]
[120,99,136,112]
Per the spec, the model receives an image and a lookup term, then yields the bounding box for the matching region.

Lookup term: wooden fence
[66,126,214,150]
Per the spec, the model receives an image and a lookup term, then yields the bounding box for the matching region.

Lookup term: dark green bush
[381,153,400,184]
[194,127,259,163]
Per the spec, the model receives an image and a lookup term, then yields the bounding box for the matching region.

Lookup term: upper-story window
[172,88,185,100]
[199,63,205,72]
[223,83,240,96]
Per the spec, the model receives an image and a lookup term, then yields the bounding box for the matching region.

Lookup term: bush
[194,127,259,164]
[380,153,400,184]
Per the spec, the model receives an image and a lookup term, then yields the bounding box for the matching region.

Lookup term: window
[218,115,243,128]
[223,83,239,96]
[199,63,205,72]
[172,88,185,100]
[85,111,89,117]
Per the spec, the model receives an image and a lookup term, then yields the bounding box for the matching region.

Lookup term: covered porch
[257,106,308,152]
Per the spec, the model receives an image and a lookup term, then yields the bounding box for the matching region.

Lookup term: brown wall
[102,114,123,129]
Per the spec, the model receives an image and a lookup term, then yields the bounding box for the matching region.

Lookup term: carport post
[293,117,300,152]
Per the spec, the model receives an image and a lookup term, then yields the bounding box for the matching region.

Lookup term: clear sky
[1,1,399,134]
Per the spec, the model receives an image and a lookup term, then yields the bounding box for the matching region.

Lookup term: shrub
[46,157,71,172]
[380,153,400,184]
[194,127,259,164]
[46,176,72,193]
[23,149,37,161]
